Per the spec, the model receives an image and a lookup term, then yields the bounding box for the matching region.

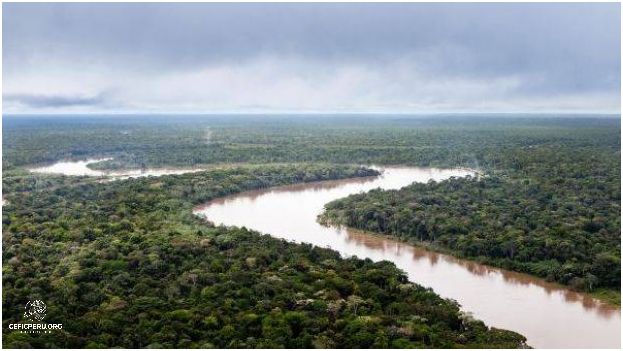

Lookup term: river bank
[193,166,621,348]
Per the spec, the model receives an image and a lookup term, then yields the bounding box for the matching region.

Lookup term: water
[194,167,621,349]
[27,158,205,179]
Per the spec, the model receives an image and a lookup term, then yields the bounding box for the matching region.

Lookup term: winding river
[20,160,621,348]
[194,167,621,349]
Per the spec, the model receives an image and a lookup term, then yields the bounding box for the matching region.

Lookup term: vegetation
[589,289,621,307]
[4,115,619,171]
[2,114,620,347]
[321,127,620,293]
[2,164,526,348]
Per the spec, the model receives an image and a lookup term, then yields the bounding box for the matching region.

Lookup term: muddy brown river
[194,167,621,349]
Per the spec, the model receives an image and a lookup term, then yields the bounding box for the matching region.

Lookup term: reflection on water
[194,167,621,349]
[27,158,205,179]
[343,228,617,318]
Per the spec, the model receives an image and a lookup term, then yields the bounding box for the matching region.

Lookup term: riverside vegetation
[2,164,526,348]
[2,114,620,347]
[319,119,620,300]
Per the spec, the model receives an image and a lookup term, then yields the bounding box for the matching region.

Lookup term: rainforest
[2,114,621,348]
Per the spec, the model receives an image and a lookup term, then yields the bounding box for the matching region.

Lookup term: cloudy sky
[3,3,620,114]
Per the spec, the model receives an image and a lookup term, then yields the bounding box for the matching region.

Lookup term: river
[27,158,205,179]
[194,166,621,349]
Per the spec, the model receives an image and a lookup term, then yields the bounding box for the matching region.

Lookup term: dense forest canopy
[313,116,621,294]
[3,115,619,170]
[2,114,620,347]
[2,164,525,348]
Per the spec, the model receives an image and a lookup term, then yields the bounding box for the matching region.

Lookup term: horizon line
[3,111,621,117]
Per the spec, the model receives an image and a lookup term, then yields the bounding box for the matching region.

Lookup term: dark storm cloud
[4,93,107,108]
[2,3,620,112]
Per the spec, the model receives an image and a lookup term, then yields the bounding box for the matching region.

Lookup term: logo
[8,300,62,334]
[24,300,47,322]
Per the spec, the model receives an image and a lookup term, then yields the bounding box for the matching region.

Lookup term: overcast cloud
[3,3,620,113]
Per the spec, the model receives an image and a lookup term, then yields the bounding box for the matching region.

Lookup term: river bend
[194,167,621,349]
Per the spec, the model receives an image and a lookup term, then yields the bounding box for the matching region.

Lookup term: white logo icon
[24,300,47,322]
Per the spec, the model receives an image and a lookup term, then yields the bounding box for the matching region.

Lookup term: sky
[2,3,621,114]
